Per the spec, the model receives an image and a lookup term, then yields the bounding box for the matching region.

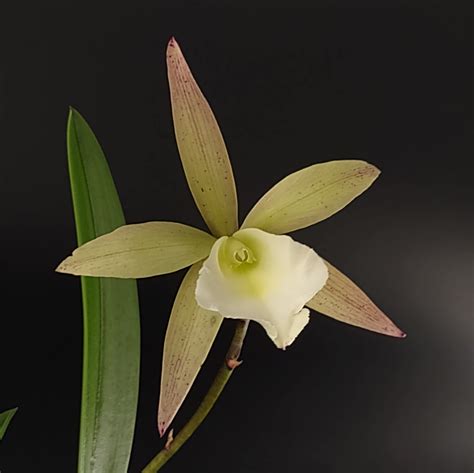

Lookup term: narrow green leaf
[158,263,223,436]
[67,108,140,473]
[167,37,238,237]
[307,259,405,337]
[242,160,380,234]
[57,222,215,278]
[0,408,18,440]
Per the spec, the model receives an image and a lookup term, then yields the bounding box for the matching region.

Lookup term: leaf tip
[0,407,19,441]
[67,107,85,135]
[68,105,79,119]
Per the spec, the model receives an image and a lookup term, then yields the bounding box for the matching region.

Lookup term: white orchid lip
[195,228,328,349]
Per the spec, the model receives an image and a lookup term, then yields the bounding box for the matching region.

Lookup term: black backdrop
[0,3,472,473]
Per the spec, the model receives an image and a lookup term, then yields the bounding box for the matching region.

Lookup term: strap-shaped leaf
[167,37,238,237]
[158,263,223,436]
[57,222,215,278]
[0,407,18,440]
[307,259,405,337]
[67,108,140,473]
[242,160,380,234]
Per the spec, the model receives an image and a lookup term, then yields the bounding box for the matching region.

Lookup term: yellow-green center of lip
[218,236,257,273]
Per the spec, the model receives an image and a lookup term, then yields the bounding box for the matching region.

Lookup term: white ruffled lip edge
[195,228,329,349]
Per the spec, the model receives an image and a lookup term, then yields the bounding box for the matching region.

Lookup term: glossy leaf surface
[67,108,140,473]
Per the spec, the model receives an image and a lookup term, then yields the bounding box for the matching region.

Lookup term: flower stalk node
[164,429,174,451]
[226,358,243,370]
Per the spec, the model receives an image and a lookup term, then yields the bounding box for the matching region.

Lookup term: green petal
[167,38,238,237]
[0,407,18,440]
[158,263,223,436]
[57,222,215,278]
[242,160,380,234]
[306,259,405,337]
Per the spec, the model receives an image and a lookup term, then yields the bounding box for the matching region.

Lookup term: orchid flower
[57,38,405,438]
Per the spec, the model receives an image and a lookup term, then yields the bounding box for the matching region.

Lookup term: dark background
[0,2,472,472]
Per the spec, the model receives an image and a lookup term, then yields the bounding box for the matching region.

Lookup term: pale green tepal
[57,38,405,438]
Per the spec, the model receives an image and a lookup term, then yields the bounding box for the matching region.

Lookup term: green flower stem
[142,320,249,473]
